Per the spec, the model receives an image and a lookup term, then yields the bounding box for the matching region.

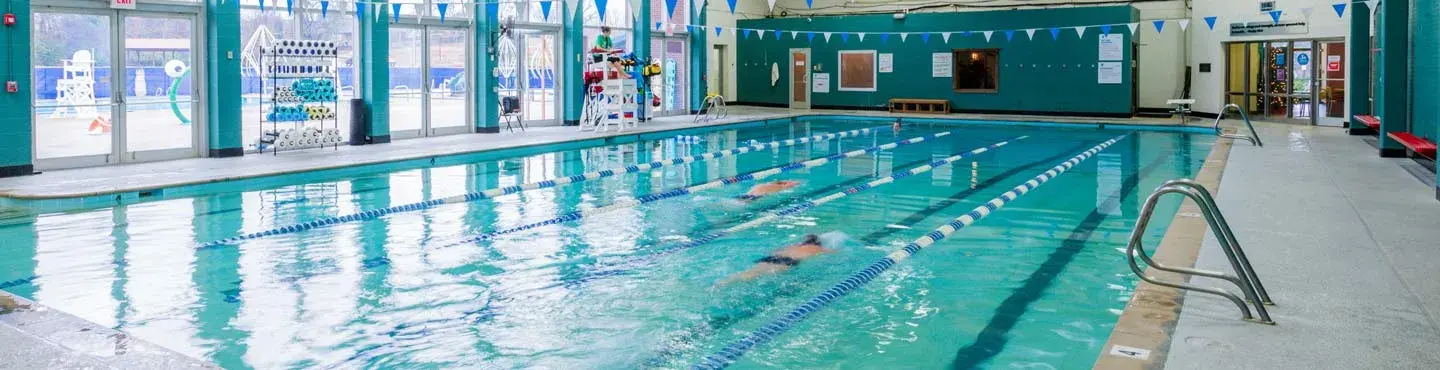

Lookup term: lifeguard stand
[50,50,99,119]
[581,53,637,132]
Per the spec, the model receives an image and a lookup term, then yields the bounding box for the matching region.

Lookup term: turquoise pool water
[0,119,1212,369]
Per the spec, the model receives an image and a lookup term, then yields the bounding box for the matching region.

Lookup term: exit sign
[111,0,136,9]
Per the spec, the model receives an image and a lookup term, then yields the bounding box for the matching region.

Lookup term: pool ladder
[1125,178,1275,325]
[1213,103,1263,147]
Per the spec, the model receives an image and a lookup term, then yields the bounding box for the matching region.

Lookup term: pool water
[0,119,1212,369]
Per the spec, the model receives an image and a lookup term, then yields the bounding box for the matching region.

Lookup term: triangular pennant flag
[1003,30,1014,41]
[663,0,677,18]
[438,3,449,22]
[656,21,663,30]
[1269,10,1282,24]
[840,33,849,43]
[1024,29,1036,40]
[776,29,784,39]
[758,29,766,39]
[259,0,265,11]
[942,32,951,43]
[1179,19,1190,31]
[743,29,752,39]
[1049,27,1061,39]
[727,0,737,14]
[1075,26,1087,38]
[285,0,292,14]
[1300,7,1314,20]
[899,33,908,42]
[982,31,993,42]
[1126,22,1138,35]
[807,32,815,42]
[806,0,813,8]
[596,0,609,19]
[1333,3,1347,17]
[537,1,550,20]
[858,32,866,42]
[715,26,723,37]
[320,0,329,17]
[354,1,363,20]
[1365,0,1377,12]
[1204,16,1217,30]
[823,32,832,42]
[731,28,738,38]
[766,0,777,12]
[790,30,799,39]
[393,3,403,22]
[1153,19,1165,33]
[693,0,704,19]
[880,33,890,44]
[921,33,930,43]
[1100,25,1112,34]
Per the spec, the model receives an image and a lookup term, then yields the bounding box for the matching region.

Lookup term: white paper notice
[932,53,953,78]
[879,54,894,73]
[1098,34,1124,61]
[813,73,831,93]
[1098,62,1123,84]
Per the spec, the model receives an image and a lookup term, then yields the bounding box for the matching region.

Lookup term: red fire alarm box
[5,82,17,93]
[3,13,16,26]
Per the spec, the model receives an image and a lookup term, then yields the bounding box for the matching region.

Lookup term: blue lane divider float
[441,131,1013,247]
[558,136,1030,285]
[193,126,884,250]
[691,133,1129,369]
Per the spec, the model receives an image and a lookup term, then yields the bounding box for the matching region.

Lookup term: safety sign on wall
[879,54,894,73]
[1098,62,1123,84]
[932,53,952,78]
[1098,34,1124,61]
[1327,55,1342,71]
[813,73,830,93]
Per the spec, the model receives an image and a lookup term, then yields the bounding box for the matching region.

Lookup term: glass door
[31,9,201,169]
[1289,41,1315,123]
[427,27,470,135]
[521,31,559,123]
[389,26,425,138]
[1318,41,1347,126]
[651,36,688,117]
[1262,41,1291,122]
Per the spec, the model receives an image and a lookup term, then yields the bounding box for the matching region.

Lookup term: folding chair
[501,96,524,132]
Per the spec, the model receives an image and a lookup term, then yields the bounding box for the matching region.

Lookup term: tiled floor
[1162,123,1440,368]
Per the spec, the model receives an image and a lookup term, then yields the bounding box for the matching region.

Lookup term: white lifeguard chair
[50,50,99,119]
[582,53,638,132]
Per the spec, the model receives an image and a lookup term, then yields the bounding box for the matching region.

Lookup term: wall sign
[932,53,952,78]
[1327,55,1342,71]
[111,0,137,9]
[1097,62,1123,84]
[879,54,893,73]
[1098,34,1124,61]
[1229,21,1308,36]
[1296,53,1310,66]
[813,73,830,93]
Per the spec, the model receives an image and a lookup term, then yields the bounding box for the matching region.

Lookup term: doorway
[388,24,472,139]
[651,36,689,117]
[710,45,726,100]
[495,28,561,125]
[789,48,811,109]
[1224,39,1345,125]
[30,8,203,169]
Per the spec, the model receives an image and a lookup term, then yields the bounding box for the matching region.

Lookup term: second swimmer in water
[735,180,801,201]
[719,232,847,284]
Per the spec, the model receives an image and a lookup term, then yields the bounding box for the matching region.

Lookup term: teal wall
[474,3,499,132]
[359,4,391,141]
[1347,1,1372,134]
[0,0,34,173]
[736,6,1139,115]
[1412,0,1439,142]
[206,0,243,156]
[1376,0,1409,154]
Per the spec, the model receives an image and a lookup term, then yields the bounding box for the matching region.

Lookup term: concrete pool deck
[1096,122,1440,369]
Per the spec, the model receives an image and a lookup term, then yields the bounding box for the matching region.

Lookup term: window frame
[952,48,1000,94]
[837,49,878,92]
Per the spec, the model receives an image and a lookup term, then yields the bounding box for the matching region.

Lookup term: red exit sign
[111,0,136,9]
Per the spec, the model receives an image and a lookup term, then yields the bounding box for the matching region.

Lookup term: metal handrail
[1213,103,1263,146]
[1126,178,1275,324]
[694,94,728,123]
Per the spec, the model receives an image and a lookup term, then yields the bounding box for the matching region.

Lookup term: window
[838,50,876,92]
[953,49,998,93]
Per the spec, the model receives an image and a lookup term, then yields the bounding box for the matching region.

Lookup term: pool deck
[0,108,1203,200]
[1095,122,1440,369]
[1,291,215,369]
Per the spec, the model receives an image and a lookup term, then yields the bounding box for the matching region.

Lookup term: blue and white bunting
[663,0,676,18]
[596,0,609,19]
[982,31,993,42]
[1333,2,1347,17]
[941,32,951,43]
[921,32,930,43]
[259,0,265,11]
[1023,28,1036,40]
[320,0,329,17]
[1179,19,1189,31]
[538,1,550,20]
[807,32,815,42]
[898,32,908,42]
[1269,10,1283,24]
[1049,27,1061,39]
[727,0,737,14]
[857,32,866,42]
[715,26,724,37]
[392,3,401,22]
[823,32,832,42]
[1153,19,1165,33]
[880,33,890,44]
[1004,30,1014,41]
[1204,16,1217,30]
[1075,26,1087,38]
[286,0,292,14]
[1099,25,1112,35]
[840,32,849,43]
[438,3,449,23]
[1126,22,1138,35]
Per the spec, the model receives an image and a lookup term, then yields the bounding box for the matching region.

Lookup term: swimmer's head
[802,232,851,250]
[773,180,801,189]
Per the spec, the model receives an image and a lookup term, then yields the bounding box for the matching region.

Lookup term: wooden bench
[1354,115,1381,131]
[1386,132,1437,159]
[889,99,950,114]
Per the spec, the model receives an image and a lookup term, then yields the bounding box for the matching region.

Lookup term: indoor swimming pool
[0,118,1214,369]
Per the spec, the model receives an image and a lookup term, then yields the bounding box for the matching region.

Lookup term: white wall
[1189,0,1350,114]
[704,0,773,100]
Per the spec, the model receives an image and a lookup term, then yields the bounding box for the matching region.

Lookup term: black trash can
[349,98,369,145]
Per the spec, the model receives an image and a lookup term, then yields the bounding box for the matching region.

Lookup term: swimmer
[735,180,801,201]
[720,233,845,284]
[892,118,903,132]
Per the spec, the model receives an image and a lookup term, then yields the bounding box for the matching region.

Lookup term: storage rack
[257,39,344,154]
